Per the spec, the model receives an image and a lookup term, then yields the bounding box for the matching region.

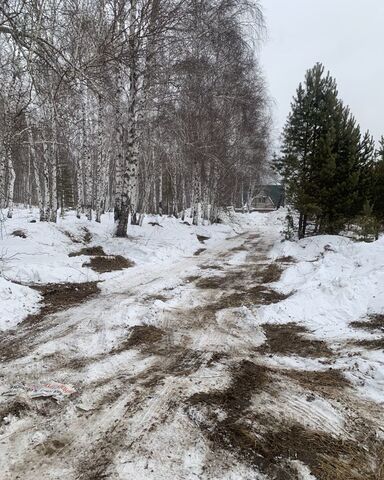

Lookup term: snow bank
[262,233,384,339]
[0,277,41,330]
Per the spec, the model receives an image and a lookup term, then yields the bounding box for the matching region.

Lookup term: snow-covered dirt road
[1,220,384,480]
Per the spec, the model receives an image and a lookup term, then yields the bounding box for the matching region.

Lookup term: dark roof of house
[257,185,284,206]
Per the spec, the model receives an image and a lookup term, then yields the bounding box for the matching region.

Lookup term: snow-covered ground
[0,208,245,331]
[259,222,384,405]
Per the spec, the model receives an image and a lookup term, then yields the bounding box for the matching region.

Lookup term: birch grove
[0,0,271,235]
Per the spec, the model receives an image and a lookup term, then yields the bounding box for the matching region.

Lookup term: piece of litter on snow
[28,382,76,401]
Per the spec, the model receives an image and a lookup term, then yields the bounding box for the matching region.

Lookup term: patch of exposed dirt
[259,323,333,358]
[185,360,381,480]
[252,423,382,480]
[230,244,248,252]
[351,314,384,332]
[353,337,384,350]
[68,246,106,257]
[259,263,283,284]
[83,255,134,273]
[0,399,30,424]
[35,437,68,456]
[168,350,209,376]
[11,229,27,238]
[82,227,92,244]
[195,276,226,289]
[24,282,100,326]
[199,264,223,271]
[275,255,296,264]
[284,369,351,397]
[209,286,290,310]
[195,260,284,291]
[63,227,92,244]
[187,360,270,419]
[350,314,384,349]
[197,234,210,244]
[114,325,165,354]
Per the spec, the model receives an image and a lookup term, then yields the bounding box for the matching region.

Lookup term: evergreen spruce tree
[277,63,370,237]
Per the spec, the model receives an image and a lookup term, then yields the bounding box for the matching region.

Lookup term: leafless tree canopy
[0,0,271,233]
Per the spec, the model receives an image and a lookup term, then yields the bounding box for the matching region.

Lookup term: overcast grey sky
[260,0,384,147]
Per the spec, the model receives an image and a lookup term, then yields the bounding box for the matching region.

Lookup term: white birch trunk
[6,151,15,219]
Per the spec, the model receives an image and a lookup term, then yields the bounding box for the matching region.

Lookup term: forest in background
[0,0,271,235]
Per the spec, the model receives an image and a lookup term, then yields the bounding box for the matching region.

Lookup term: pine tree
[277,63,339,237]
[277,63,370,236]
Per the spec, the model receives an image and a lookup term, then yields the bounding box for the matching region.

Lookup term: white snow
[0,207,241,331]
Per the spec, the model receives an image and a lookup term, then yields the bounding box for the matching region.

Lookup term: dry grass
[259,323,333,358]
[114,325,165,354]
[82,255,134,273]
[275,255,296,264]
[259,263,283,283]
[212,287,290,309]
[351,314,384,332]
[68,246,106,257]
[24,282,100,326]
[353,337,384,350]
[185,359,380,480]
[284,368,350,396]
[349,315,384,350]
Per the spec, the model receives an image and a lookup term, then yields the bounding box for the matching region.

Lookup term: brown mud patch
[212,286,290,309]
[187,360,270,419]
[24,282,100,326]
[259,323,333,358]
[197,234,210,244]
[0,281,99,361]
[199,264,223,271]
[275,255,296,264]
[35,437,68,456]
[283,368,350,397]
[351,315,384,349]
[83,255,134,273]
[0,399,30,423]
[69,246,106,257]
[230,244,248,252]
[186,360,381,480]
[350,314,384,344]
[353,337,384,350]
[351,314,384,332]
[259,263,283,283]
[11,229,27,238]
[114,325,165,354]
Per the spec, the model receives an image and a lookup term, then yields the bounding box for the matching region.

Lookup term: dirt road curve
[0,231,383,480]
